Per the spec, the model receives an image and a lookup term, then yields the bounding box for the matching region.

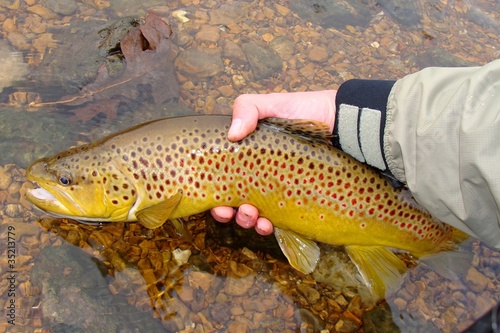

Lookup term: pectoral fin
[137,191,182,229]
[274,227,320,274]
[345,245,407,299]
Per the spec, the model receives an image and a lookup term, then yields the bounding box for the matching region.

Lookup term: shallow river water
[0,0,499,332]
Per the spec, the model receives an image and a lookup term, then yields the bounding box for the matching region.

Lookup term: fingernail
[228,118,242,139]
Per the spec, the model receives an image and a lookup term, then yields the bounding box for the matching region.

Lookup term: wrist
[332,79,402,185]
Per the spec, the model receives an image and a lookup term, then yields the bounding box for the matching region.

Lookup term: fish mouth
[26,186,58,202]
[25,182,78,216]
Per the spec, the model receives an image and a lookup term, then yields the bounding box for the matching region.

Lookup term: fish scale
[25,115,468,299]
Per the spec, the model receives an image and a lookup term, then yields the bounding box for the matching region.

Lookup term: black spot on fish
[139,157,149,167]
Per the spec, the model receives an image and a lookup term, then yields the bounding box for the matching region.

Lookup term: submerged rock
[175,47,224,79]
[410,46,479,68]
[290,0,372,29]
[32,18,139,98]
[376,0,422,26]
[312,244,378,305]
[0,110,78,168]
[241,41,281,80]
[31,243,165,332]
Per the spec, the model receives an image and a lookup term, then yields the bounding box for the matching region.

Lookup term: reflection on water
[0,0,499,331]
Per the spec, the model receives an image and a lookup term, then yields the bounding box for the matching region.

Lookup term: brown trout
[25,116,468,298]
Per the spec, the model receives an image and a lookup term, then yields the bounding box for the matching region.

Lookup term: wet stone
[289,0,372,30]
[175,47,224,79]
[269,36,296,60]
[307,45,329,62]
[0,110,78,168]
[411,46,480,68]
[224,274,255,296]
[466,267,490,292]
[297,283,321,304]
[241,41,281,80]
[32,19,116,96]
[297,308,325,332]
[335,317,361,333]
[222,40,248,66]
[210,303,231,324]
[194,25,220,43]
[174,30,194,47]
[376,0,421,26]
[44,0,78,16]
[209,2,249,25]
[362,303,401,333]
[30,244,164,332]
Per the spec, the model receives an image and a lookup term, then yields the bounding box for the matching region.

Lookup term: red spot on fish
[287,190,292,197]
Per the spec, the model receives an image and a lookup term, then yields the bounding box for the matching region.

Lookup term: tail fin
[419,246,473,281]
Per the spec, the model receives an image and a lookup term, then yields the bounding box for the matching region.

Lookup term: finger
[228,95,261,141]
[255,217,273,235]
[210,206,235,223]
[235,204,259,228]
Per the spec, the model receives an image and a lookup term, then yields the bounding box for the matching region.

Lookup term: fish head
[25,145,137,222]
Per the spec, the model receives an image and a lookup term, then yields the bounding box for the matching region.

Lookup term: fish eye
[58,171,72,186]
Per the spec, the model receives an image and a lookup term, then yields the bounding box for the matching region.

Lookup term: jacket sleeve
[334,59,500,249]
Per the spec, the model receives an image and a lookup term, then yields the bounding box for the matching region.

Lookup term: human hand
[210,90,337,235]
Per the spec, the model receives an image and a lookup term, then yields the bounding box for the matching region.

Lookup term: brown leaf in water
[60,12,178,122]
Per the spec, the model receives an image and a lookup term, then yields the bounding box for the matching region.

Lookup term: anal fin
[274,227,320,274]
[345,245,407,300]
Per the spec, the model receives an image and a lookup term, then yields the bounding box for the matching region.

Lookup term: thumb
[227,95,260,141]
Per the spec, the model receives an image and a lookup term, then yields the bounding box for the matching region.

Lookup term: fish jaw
[26,186,81,217]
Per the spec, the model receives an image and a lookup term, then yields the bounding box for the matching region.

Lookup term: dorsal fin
[260,118,333,145]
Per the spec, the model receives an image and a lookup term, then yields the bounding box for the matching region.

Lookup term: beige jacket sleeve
[385,59,500,249]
